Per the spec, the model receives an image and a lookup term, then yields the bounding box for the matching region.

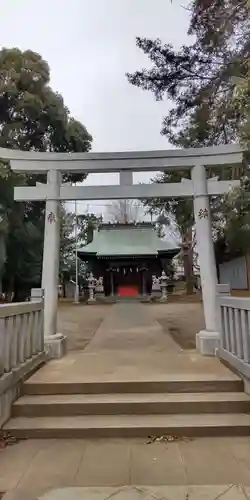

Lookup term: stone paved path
[84,303,179,352]
[2,437,250,499]
[27,303,239,384]
[37,485,249,500]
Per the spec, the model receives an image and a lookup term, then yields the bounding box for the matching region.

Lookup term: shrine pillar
[142,271,146,296]
[42,170,66,357]
[191,163,220,355]
[109,268,115,296]
[141,267,148,297]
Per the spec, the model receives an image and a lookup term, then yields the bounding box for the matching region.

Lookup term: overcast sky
[0,0,191,217]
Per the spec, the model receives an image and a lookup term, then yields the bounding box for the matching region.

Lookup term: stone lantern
[87,272,96,303]
[160,270,168,302]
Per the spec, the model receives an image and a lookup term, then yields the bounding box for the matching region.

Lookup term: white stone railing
[217,295,250,378]
[0,297,46,426]
[0,301,44,373]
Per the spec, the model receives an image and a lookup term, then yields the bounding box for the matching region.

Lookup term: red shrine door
[116,265,140,296]
[118,285,138,297]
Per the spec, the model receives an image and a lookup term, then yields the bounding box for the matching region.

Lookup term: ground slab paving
[3,303,250,497]
[37,485,250,500]
[2,438,250,498]
[2,485,250,500]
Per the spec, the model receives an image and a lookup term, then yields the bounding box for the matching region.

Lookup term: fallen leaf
[146,434,192,444]
[0,431,19,449]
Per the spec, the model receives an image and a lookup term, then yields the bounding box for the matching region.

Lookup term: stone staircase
[4,376,250,438]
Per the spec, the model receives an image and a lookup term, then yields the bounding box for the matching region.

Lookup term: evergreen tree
[126,1,250,288]
[0,48,92,299]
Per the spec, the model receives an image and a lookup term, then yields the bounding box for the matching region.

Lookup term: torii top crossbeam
[0,144,243,173]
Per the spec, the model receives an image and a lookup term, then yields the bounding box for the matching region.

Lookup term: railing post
[216,284,230,350]
[31,288,44,354]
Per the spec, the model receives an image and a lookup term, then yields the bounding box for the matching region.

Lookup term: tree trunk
[6,275,14,302]
[182,227,194,295]
[0,234,6,297]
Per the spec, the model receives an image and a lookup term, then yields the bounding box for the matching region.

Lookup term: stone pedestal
[31,285,67,360]
[196,330,220,356]
[44,333,67,358]
[159,297,167,303]
[141,295,150,303]
[151,275,161,300]
[95,293,105,301]
[95,277,105,301]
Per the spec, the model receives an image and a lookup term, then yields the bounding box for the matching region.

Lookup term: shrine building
[77,222,180,298]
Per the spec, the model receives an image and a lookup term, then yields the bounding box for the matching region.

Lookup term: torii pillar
[191,164,220,355]
[41,170,67,358]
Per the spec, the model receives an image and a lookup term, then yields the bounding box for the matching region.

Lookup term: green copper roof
[77,223,180,258]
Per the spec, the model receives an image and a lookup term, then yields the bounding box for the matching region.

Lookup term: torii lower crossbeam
[14,178,239,201]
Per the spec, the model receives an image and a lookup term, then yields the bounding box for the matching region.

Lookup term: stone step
[23,378,243,395]
[5,413,250,438]
[12,392,250,417]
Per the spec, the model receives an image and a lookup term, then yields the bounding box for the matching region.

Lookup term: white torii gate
[0,144,243,357]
